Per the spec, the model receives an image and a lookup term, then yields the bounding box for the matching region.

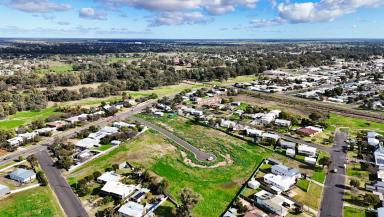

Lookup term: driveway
[319,129,348,217]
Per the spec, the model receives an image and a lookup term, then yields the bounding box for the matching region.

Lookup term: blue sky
[0,0,383,39]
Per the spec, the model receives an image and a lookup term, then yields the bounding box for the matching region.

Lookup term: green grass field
[37,62,73,74]
[296,179,310,192]
[293,183,323,209]
[344,206,374,217]
[326,114,384,135]
[107,57,140,64]
[209,75,257,85]
[0,107,60,129]
[0,187,64,217]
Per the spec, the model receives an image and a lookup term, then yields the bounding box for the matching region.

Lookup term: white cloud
[250,0,384,28]
[79,8,107,20]
[278,0,384,24]
[99,0,259,13]
[7,0,71,13]
[150,12,212,26]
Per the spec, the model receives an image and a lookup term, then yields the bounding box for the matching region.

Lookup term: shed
[0,184,10,197]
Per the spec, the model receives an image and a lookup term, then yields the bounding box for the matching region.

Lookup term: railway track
[240,89,384,123]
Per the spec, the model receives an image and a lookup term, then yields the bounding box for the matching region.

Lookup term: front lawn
[293,182,323,210]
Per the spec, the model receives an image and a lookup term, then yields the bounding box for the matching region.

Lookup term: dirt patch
[0,149,8,157]
[220,181,237,189]
[181,152,233,169]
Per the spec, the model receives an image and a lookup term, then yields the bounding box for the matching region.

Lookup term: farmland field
[0,107,60,129]
[326,114,384,135]
[0,186,64,217]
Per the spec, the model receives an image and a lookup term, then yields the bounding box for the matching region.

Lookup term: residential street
[36,150,89,217]
[131,116,216,161]
[319,129,348,217]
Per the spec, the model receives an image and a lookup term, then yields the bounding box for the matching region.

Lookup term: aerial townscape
[0,1,384,217]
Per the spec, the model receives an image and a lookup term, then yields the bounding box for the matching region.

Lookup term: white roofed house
[263,173,296,191]
[279,140,296,149]
[298,144,317,157]
[118,201,145,217]
[18,132,38,142]
[65,114,88,124]
[113,121,136,129]
[255,190,292,216]
[220,119,237,129]
[100,181,137,199]
[7,136,24,147]
[274,119,291,127]
[261,133,280,145]
[97,171,121,183]
[245,128,264,138]
[271,164,301,179]
[75,138,100,149]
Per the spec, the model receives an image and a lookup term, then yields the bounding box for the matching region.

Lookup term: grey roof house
[9,168,36,183]
[0,184,10,197]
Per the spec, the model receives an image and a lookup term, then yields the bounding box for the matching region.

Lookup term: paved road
[36,150,89,217]
[0,99,157,167]
[131,116,216,161]
[319,129,348,217]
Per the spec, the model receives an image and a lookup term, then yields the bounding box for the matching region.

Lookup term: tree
[309,112,323,121]
[318,156,331,168]
[112,164,119,171]
[350,179,360,189]
[36,171,48,186]
[363,193,380,206]
[27,155,38,168]
[93,171,102,181]
[176,188,201,217]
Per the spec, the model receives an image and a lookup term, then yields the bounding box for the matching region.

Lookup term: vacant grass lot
[293,182,323,210]
[0,186,64,217]
[326,114,384,135]
[0,107,60,129]
[67,129,176,184]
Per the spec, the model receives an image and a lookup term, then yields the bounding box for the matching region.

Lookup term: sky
[0,0,383,39]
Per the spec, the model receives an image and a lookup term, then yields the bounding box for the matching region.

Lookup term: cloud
[79,8,107,20]
[250,18,284,27]
[250,0,384,28]
[149,11,212,26]
[0,25,151,36]
[57,21,70,26]
[102,0,258,14]
[6,0,71,13]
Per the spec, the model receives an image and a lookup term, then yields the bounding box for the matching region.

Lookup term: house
[118,201,145,217]
[100,181,136,199]
[154,111,164,117]
[46,120,68,129]
[263,173,296,191]
[296,127,319,137]
[18,132,38,141]
[75,138,100,149]
[274,119,291,127]
[220,119,237,128]
[298,145,317,157]
[271,164,301,179]
[246,128,264,137]
[375,146,384,167]
[130,188,150,202]
[100,126,119,134]
[9,168,36,183]
[97,171,121,183]
[7,137,24,147]
[279,140,296,149]
[368,138,380,146]
[261,133,280,144]
[286,149,296,157]
[65,114,88,124]
[368,132,381,138]
[255,190,291,216]
[77,150,93,162]
[304,157,317,165]
[248,179,260,189]
[231,102,241,106]
[378,207,384,217]
[113,122,136,129]
[35,127,55,135]
[111,140,122,146]
[366,181,384,194]
[0,184,10,197]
